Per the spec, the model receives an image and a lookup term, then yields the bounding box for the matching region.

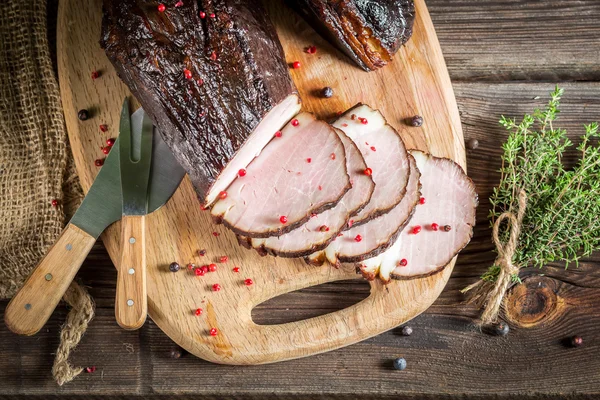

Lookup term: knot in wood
[504,276,560,328]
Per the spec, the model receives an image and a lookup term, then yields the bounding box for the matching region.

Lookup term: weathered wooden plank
[428,0,600,81]
[2,82,600,397]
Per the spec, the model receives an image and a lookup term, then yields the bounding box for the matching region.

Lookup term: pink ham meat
[211,112,351,238]
[307,154,420,266]
[332,104,410,227]
[238,129,375,256]
[358,151,478,282]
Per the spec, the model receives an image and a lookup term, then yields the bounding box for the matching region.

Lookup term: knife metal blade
[70,108,185,238]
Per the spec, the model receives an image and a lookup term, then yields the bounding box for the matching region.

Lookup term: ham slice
[358,151,478,282]
[238,128,375,257]
[332,104,410,227]
[211,113,351,238]
[307,154,420,266]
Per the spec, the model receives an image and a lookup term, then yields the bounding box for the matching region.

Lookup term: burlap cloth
[1,0,95,386]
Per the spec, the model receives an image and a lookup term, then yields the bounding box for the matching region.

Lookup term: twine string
[479,189,528,324]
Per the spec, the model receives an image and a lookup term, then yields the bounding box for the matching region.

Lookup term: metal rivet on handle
[65,244,72,251]
[128,268,135,275]
[129,237,136,244]
[45,273,53,281]
[127,299,134,307]
[24,304,32,310]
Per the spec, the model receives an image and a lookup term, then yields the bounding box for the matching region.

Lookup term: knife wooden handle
[4,224,96,335]
[115,215,147,330]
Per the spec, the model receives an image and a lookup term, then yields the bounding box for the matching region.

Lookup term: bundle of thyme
[464,86,600,324]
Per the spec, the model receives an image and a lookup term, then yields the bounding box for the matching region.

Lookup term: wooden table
[2,1,599,398]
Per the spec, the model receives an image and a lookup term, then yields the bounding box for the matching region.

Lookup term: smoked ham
[333,104,410,227]
[289,0,415,71]
[211,113,351,238]
[238,128,375,256]
[101,0,301,206]
[358,151,478,282]
[308,153,420,266]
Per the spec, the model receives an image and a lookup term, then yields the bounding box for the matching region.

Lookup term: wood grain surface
[53,0,464,365]
[1,0,600,398]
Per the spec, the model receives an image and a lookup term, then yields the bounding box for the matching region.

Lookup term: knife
[115,99,152,330]
[4,106,185,336]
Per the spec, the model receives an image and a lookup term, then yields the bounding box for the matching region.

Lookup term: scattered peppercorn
[212,283,221,291]
[412,226,422,234]
[210,51,217,61]
[78,109,89,121]
[106,137,115,146]
[101,146,111,155]
[393,358,407,371]
[212,231,220,236]
[410,115,423,127]
[364,168,373,176]
[194,267,205,276]
[398,259,408,267]
[419,197,426,205]
[158,3,166,12]
[209,327,218,336]
[209,263,217,272]
[169,347,183,359]
[370,146,376,152]
[359,117,368,125]
[209,13,216,18]
[319,225,330,232]
[94,158,104,167]
[91,70,100,80]
[198,249,206,256]
[51,199,59,207]
[467,138,479,150]
[99,124,108,132]
[291,118,299,126]
[330,153,336,160]
[431,223,439,231]
[169,262,180,272]
[175,0,184,7]
[199,11,206,18]
[233,267,240,273]
[485,321,510,337]
[194,308,203,316]
[219,191,227,200]
[280,215,288,224]
[85,366,96,373]
[443,225,452,232]
[219,256,228,263]
[183,68,193,79]
[570,335,583,347]
[321,87,333,98]
[244,278,253,286]
[305,45,317,54]
[292,61,301,69]
[238,168,247,177]
[354,234,362,242]
[401,326,413,336]
[275,130,282,137]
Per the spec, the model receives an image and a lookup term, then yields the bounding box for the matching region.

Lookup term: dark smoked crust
[234,127,375,258]
[384,151,478,282]
[217,124,353,239]
[339,103,410,229]
[288,0,415,71]
[101,0,297,203]
[338,154,421,263]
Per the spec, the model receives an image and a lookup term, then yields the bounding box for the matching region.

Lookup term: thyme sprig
[485,86,600,282]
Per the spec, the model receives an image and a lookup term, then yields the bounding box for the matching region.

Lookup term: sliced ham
[101,0,301,206]
[307,154,420,266]
[358,151,478,282]
[211,113,351,238]
[238,128,375,257]
[332,104,410,227]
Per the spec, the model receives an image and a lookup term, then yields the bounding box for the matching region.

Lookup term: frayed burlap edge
[1,0,93,386]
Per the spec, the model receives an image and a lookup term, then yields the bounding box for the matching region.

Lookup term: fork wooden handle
[115,215,147,330]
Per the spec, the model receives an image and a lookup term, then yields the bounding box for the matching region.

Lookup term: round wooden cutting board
[57,0,465,364]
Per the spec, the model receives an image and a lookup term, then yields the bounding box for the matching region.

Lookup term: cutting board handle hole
[251,280,370,325]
